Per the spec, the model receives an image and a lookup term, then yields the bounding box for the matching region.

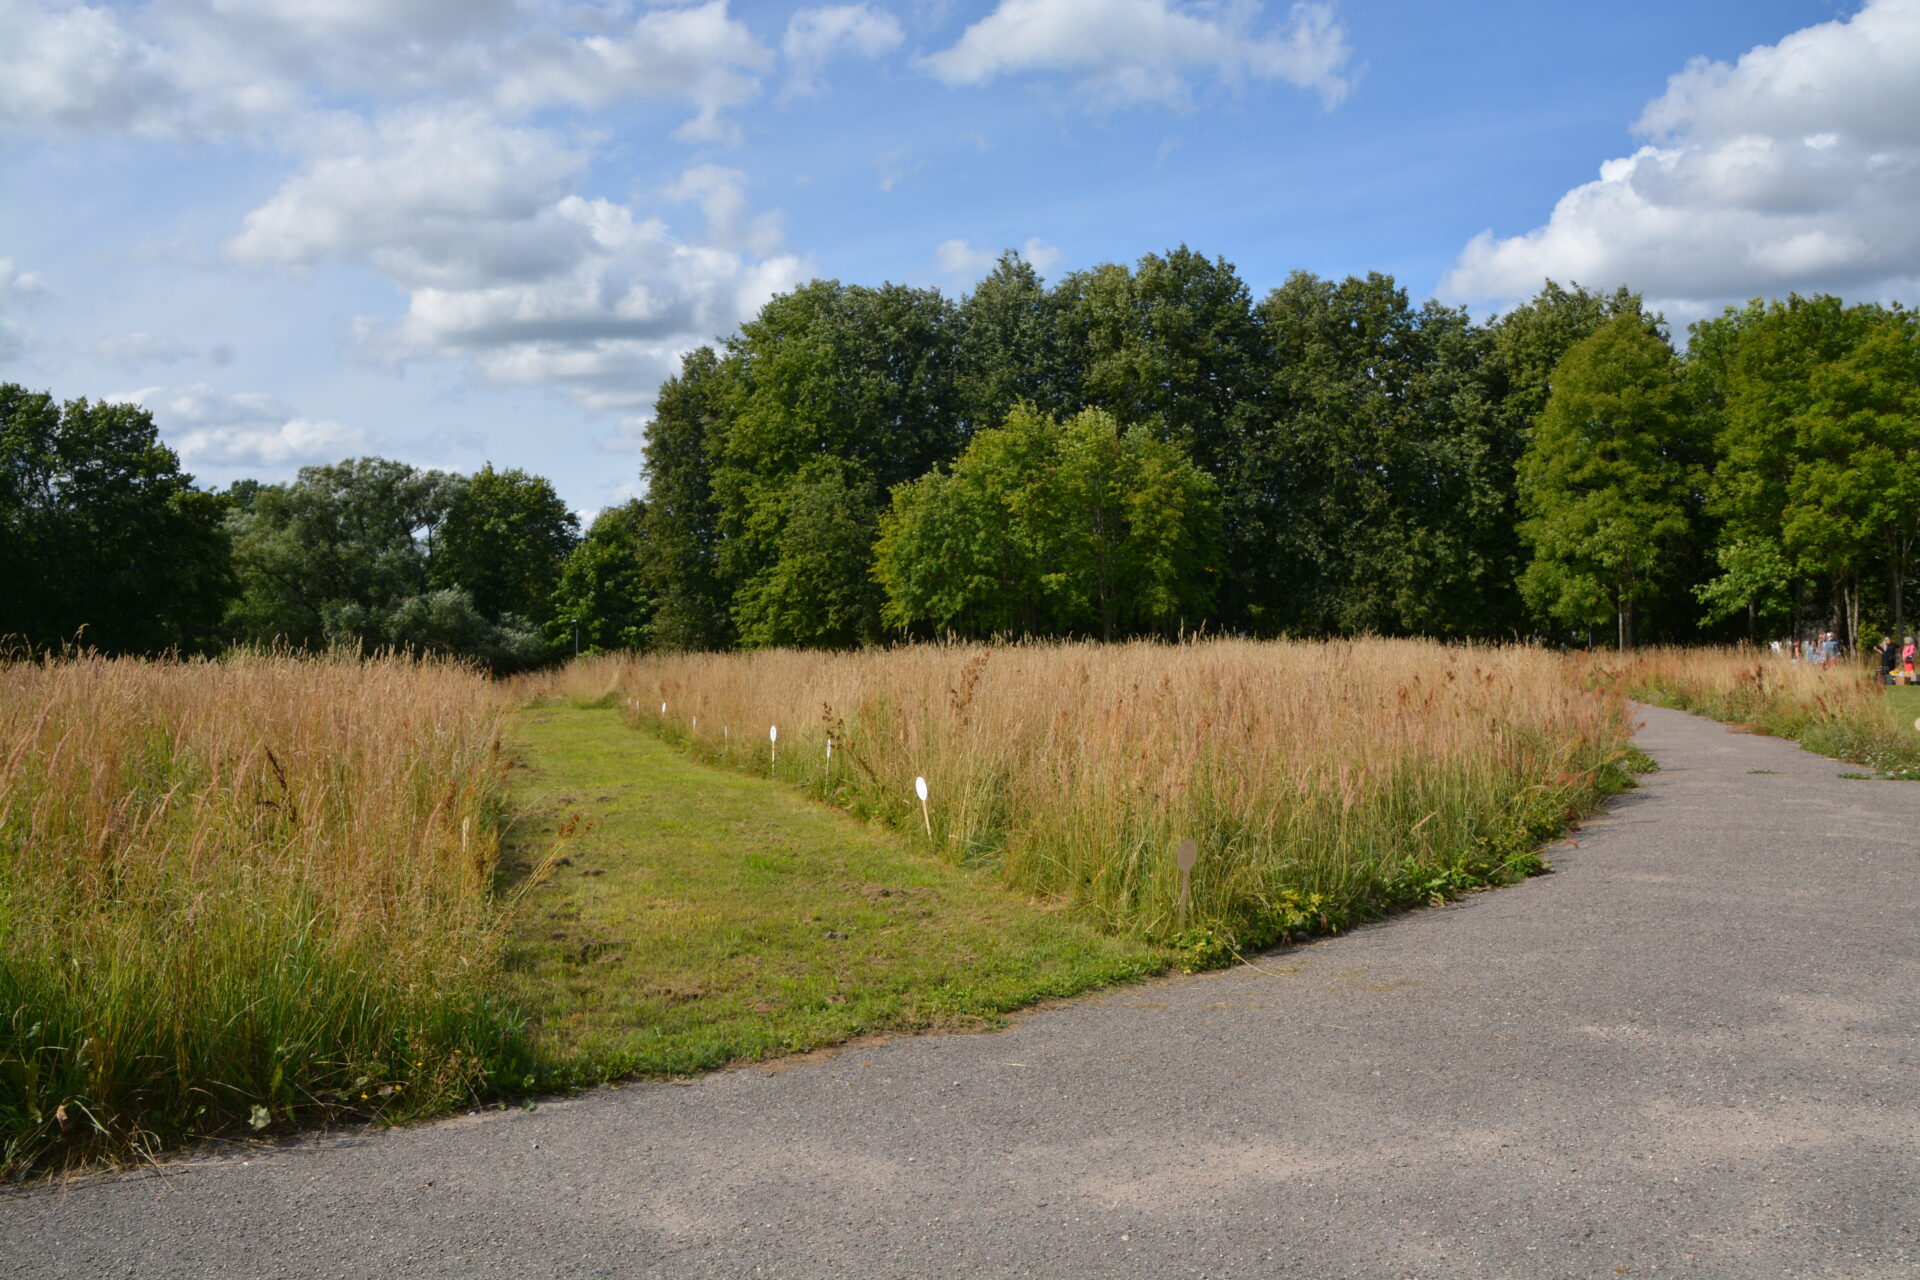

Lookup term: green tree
[225,457,545,669]
[546,500,654,654]
[1243,272,1509,636]
[226,457,463,649]
[1488,280,1644,435]
[713,280,963,648]
[1791,309,1920,643]
[956,251,1069,434]
[642,346,734,651]
[431,463,578,634]
[1517,315,1697,648]
[1054,246,1261,476]
[731,463,880,648]
[877,406,1219,640]
[0,386,232,654]
[1704,294,1882,645]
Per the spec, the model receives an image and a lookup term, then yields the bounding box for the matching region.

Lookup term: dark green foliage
[548,500,655,654]
[1517,314,1699,648]
[432,464,579,633]
[642,347,734,652]
[1055,246,1263,476]
[956,252,1070,433]
[225,457,546,670]
[15,256,1910,664]
[1700,295,1899,648]
[876,406,1220,639]
[0,386,232,654]
[713,280,963,648]
[1240,272,1512,636]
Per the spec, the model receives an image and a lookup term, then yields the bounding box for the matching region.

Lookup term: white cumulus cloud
[220,127,807,411]
[664,165,786,257]
[124,382,370,468]
[919,0,1354,109]
[781,4,905,100]
[368,194,808,411]
[0,0,774,144]
[1441,0,1920,319]
[494,0,772,145]
[0,255,49,360]
[227,109,591,288]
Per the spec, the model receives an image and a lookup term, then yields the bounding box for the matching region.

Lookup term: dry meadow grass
[1590,646,1920,779]
[0,651,533,1176]
[524,639,1639,959]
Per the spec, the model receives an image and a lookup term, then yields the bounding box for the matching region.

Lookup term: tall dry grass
[0,651,535,1177]
[1590,646,1920,779]
[526,639,1637,960]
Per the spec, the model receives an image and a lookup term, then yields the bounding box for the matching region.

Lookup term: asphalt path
[5,704,1919,1279]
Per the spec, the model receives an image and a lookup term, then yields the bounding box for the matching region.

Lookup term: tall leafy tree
[1243,272,1508,636]
[1705,294,1883,646]
[642,346,734,651]
[1791,309,1920,642]
[713,280,963,647]
[1055,246,1261,475]
[547,500,654,654]
[225,457,542,669]
[0,386,232,654]
[730,463,881,648]
[431,463,578,633]
[1488,280,1644,434]
[226,457,463,649]
[956,251,1069,434]
[1517,315,1697,648]
[877,406,1219,640]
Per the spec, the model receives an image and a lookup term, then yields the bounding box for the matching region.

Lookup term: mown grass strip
[523,642,1642,968]
[500,705,1167,1082]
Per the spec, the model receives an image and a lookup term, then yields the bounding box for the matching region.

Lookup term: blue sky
[3,0,1915,517]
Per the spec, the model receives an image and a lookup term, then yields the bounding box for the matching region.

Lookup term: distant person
[1905,635,1917,683]
[1820,632,1842,665]
[1802,636,1818,665]
[1876,635,1898,685]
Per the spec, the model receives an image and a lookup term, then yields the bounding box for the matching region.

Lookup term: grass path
[500,705,1166,1082]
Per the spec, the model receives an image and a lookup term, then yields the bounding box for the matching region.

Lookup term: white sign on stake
[769,724,778,769]
[826,737,833,761]
[661,701,667,716]
[914,776,931,837]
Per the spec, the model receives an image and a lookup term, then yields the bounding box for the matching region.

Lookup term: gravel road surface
[5,704,1918,1279]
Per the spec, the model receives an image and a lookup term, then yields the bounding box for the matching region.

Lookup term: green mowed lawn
[501,705,1166,1081]
[1887,684,1920,721]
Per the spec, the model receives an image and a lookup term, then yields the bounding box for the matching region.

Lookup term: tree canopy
[1,387,230,654]
[8,256,1914,662]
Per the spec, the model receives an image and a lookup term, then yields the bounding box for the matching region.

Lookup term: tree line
[4,249,1915,664]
